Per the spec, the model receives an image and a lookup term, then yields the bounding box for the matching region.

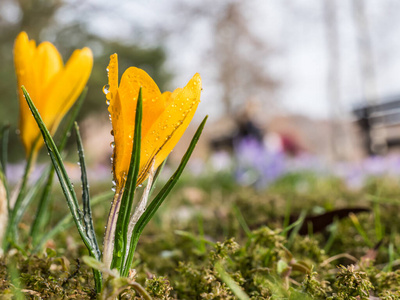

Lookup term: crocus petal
[43,47,93,134]
[107,54,202,188]
[14,32,93,156]
[109,62,166,185]
[35,42,63,105]
[118,67,165,136]
[105,53,119,104]
[137,73,201,184]
[14,32,38,154]
[109,90,126,185]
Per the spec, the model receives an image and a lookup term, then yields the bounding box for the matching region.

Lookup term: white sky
[58,0,400,121]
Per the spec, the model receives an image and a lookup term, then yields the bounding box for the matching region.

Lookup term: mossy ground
[2,171,400,299]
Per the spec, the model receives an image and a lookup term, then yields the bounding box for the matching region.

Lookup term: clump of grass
[2,172,400,298]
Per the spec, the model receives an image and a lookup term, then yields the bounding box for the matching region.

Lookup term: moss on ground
[2,172,400,299]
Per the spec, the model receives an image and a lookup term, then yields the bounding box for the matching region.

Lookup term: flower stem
[103,188,123,270]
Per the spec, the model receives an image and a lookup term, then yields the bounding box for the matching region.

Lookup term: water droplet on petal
[103,84,110,95]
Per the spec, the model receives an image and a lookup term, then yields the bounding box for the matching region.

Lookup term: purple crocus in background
[234,136,285,188]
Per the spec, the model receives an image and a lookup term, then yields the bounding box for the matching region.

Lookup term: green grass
[2,171,400,298]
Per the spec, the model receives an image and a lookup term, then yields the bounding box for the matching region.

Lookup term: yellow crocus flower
[14,31,93,157]
[106,53,201,188]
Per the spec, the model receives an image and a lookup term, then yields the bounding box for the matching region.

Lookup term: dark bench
[353,97,400,155]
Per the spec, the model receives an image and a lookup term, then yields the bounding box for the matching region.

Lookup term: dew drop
[110,130,114,136]
[110,142,115,149]
[103,84,110,95]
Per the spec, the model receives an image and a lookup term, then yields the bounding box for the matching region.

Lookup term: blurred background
[2,0,400,189]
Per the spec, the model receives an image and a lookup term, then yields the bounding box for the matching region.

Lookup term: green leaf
[30,88,87,244]
[122,115,208,277]
[74,122,101,260]
[21,86,102,292]
[111,88,143,273]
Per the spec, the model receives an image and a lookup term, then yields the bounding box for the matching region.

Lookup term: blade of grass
[287,210,307,248]
[110,88,142,272]
[31,88,87,243]
[3,148,34,249]
[7,257,25,300]
[283,197,292,231]
[21,86,102,292]
[122,116,208,277]
[232,204,252,237]
[215,261,250,300]
[75,122,101,260]
[0,125,9,181]
[33,190,113,253]
[197,214,206,254]
[14,166,51,227]
[383,241,394,272]
[174,230,215,246]
[373,201,384,241]
[148,157,168,197]
[349,212,373,248]
[324,218,338,253]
